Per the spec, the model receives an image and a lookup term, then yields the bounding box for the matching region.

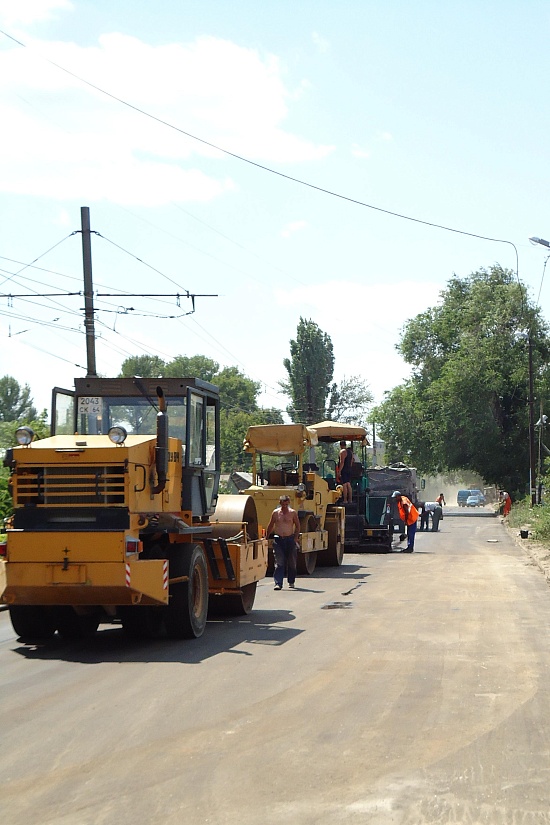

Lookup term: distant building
[365,439,385,467]
[229,471,254,493]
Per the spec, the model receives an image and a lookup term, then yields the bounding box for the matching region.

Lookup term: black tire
[56,607,100,640]
[208,582,258,617]
[166,544,209,639]
[266,545,274,576]
[297,550,317,575]
[297,514,318,575]
[119,605,165,640]
[9,605,57,642]
[317,518,344,567]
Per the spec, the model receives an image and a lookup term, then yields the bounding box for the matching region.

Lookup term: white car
[466,494,482,507]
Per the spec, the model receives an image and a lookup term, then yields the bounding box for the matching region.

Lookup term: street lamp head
[529,236,550,249]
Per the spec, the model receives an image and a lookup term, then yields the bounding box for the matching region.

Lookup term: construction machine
[308,421,394,551]
[0,376,267,643]
[365,464,420,540]
[242,423,346,574]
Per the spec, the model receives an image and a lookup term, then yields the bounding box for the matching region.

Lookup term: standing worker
[418,501,430,531]
[338,440,354,504]
[266,494,301,590]
[431,501,443,531]
[392,491,419,553]
[436,492,446,507]
[420,501,436,530]
[502,492,512,517]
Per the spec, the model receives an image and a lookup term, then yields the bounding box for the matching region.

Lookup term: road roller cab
[1,376,267,643]
[242,423,346,575]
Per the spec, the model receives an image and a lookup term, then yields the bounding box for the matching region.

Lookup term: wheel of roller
[209,494,259,541]
[296,513,318,575]
[317,517,344,567]
[208,581,258,617]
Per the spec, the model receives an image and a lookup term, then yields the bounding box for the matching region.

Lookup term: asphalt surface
[2,506,550,824]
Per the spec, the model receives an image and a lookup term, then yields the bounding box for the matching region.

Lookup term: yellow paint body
[1,434,267,609]
[241,424,346,561]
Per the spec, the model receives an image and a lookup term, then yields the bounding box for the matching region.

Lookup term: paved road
[2,507,550,824]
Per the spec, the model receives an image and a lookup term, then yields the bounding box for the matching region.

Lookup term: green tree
[281,318,336,424]
[217,366,260,414]
[0,467,11,526]
[328,376,373,425]
[220,407,284,472]
[164,355,219,381]
[0,410,49,451]
[119,355,166,377]
[119,352,285,472]
[0,376,37,422]
[373,265,550,494]
[0,394,49,525]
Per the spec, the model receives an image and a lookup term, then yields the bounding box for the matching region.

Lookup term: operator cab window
[77,395,187,446]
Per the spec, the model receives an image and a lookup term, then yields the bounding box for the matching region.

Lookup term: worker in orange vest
[392,491,419,553]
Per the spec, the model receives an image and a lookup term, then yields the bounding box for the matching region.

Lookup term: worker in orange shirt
[392,491,419,553]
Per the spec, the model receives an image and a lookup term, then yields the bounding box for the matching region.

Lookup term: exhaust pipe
[152,386,168,495]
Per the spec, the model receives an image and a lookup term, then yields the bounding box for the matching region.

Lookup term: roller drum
[209,494,259,541]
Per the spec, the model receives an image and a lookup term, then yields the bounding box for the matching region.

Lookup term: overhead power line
[0,28,518,277]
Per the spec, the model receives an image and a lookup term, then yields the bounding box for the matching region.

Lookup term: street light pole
[527,235,550,505]
[529,236,550,249]
[528,335,537,506]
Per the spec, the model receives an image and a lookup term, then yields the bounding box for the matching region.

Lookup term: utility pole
[306,374,313,424]
[81,206,97,377]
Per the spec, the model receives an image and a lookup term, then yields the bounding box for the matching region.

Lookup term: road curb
[507,521,550,583]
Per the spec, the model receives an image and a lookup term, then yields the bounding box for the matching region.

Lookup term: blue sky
[1,0,549,417]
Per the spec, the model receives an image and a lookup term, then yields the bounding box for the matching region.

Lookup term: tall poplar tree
[281,318,336,424]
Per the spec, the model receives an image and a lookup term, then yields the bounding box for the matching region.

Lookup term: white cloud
[0,33,334,204]
[53,208,72,227]
[274,279,435,324]
[0,0,72,26]
[271,278,439,402]
[351,143,371,159]
[281,220,308,238]
[312,32,330,53]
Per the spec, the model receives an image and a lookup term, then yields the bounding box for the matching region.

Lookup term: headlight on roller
[15,426,34,446]
[108,426,128,445]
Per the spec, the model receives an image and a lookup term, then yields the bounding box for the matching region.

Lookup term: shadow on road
[11,607,305,665]
[9,566,375,665]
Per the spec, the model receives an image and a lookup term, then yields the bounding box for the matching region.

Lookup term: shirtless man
[338,440,354,503]
[266,494,301,590]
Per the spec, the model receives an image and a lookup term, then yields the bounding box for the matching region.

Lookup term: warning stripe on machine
[125,560,169,591]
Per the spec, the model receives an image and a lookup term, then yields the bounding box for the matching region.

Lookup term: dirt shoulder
[505,517,550,582]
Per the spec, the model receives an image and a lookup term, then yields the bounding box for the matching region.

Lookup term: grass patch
[508,498,550,542]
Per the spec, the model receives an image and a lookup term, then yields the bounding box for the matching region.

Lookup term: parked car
[457,490,470,506]
[466,494,482,507]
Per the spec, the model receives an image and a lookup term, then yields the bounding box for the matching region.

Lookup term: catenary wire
[0,28,519,279]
